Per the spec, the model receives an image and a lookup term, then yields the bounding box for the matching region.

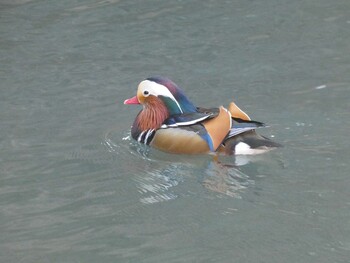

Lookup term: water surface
[1,0,350,262]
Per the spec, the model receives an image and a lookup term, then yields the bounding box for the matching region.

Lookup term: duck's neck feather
[131,100,169,140]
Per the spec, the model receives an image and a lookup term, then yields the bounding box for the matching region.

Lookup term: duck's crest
[147,76,197,114]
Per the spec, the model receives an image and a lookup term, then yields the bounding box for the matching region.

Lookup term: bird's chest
[131,108,168,143]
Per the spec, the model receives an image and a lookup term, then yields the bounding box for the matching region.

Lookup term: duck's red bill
[124,96,140,105]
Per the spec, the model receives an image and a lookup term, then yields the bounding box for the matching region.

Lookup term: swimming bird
[124,77,281,155]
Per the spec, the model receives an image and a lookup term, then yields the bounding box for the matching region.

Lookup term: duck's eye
[143,90,150,96]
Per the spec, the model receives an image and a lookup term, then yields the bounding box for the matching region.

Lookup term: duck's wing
[227,118,265,138]
[228,101,251,120]
[161,107,219,128]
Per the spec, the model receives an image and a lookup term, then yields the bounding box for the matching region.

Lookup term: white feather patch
[235,142,271,155]
[137,131,146,142]
[160,115,211,128]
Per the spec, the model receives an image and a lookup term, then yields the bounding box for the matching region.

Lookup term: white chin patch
[234,142,271,155]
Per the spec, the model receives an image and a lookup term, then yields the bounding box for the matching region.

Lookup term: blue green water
[1,0,350,262]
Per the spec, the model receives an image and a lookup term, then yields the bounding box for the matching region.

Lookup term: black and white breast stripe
[137,129,156,145]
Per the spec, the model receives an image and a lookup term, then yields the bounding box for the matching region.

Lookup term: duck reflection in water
[126,141,269,202]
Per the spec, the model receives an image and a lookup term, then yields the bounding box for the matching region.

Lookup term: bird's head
[124,77,197,115]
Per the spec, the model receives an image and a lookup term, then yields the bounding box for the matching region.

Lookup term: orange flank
[202,107,231,151]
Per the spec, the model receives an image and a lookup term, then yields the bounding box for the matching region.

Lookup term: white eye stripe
[139,80,183,113]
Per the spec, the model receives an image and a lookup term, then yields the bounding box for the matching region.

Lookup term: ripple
[102,128,280,201]
[104,129,150,156]
[67,0,122,12]
[202,161,253,198]
[134,164,184,204]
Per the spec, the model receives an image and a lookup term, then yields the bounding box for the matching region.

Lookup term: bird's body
[124,77,281,155]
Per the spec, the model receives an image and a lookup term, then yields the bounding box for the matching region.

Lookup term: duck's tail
[219,101,282,155]
[221,131,282,155]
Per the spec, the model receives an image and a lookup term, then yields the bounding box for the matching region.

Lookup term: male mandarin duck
[124,77,281,155]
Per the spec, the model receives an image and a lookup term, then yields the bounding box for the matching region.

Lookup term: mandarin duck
[124,77,281,155]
